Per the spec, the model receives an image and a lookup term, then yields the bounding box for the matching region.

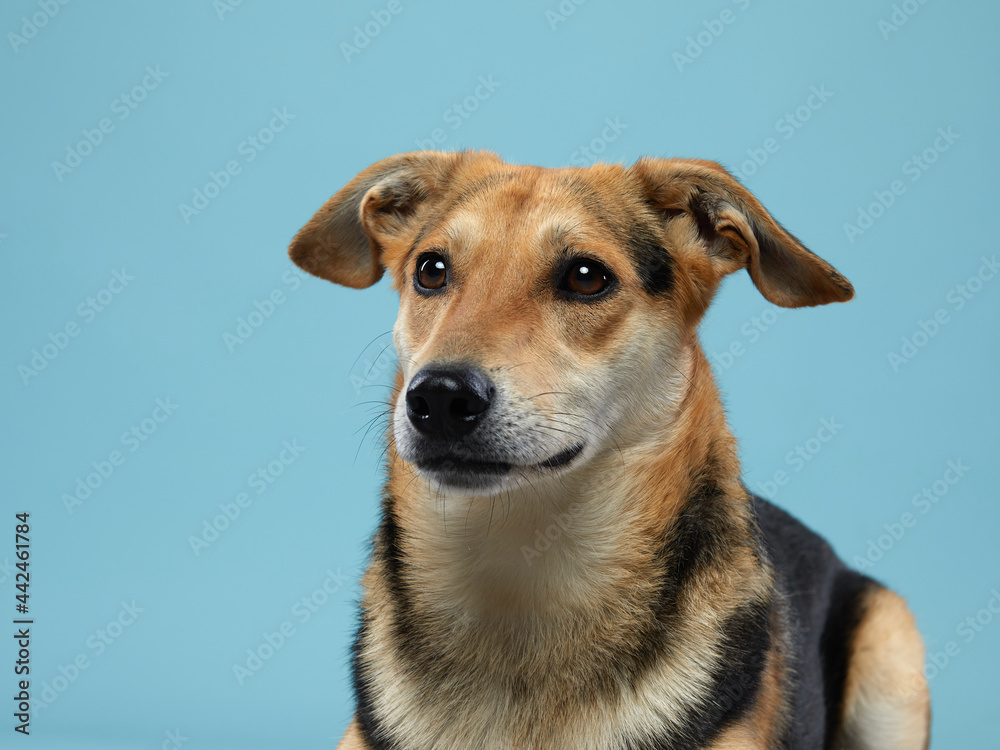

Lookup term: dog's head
[290,151,852,494]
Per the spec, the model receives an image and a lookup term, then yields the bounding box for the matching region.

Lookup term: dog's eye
[415,252,448,292]
[560,259,613,297]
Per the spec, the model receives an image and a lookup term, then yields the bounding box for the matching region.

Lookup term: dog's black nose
[406,367,493,439]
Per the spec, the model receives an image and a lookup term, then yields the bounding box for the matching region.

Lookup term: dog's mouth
[535,443,584,469]
[416,455,512,476]
[414,443,585,490]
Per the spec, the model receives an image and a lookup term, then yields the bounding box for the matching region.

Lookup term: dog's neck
[356,343,776,748]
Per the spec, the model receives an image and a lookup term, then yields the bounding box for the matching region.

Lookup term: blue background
[2,1,997,747]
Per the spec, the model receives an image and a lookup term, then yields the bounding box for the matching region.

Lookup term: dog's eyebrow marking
[405,210,485,276]
[441,211,483,245]
[540,219,588,247]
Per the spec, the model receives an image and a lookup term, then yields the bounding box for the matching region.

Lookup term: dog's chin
[410,443,585,495]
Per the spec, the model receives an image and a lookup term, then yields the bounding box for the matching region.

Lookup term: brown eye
[415,252,447,292]
[561,258,613,297]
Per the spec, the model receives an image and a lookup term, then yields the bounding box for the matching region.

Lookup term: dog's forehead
[450,162,628,211]
[437,164,636,251]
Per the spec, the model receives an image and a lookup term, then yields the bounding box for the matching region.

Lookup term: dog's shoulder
[753,493,875,609]
[751,495,879,743]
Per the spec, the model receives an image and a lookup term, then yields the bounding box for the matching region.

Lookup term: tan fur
[288,150,926,748]
[833,588,931,750]
[336,720,366,750]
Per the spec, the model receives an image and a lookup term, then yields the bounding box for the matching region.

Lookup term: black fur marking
[613,460,771,747]
[625,224,675,296]
[752,496,881,747]
[603,462,735,689]
[627,599,773,750]
[820,569,875,744]
[352,615,399,750]
[375,496,433,671]
[353,495,411,750]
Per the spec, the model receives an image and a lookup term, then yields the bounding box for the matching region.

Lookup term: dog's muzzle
[401,365,585,491]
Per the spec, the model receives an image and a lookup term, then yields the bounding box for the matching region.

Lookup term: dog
[289,151,930,749]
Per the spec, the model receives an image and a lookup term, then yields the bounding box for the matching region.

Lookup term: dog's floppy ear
[289,151,464,288]
[630,157,853,308]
